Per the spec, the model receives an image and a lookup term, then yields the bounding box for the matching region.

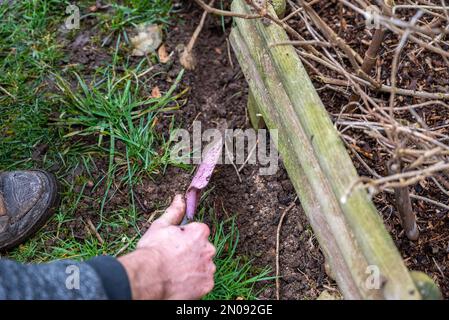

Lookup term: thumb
[152,194,186,229]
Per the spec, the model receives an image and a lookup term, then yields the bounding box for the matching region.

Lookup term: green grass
[0,0,271,300]
[55,68,185,176]
[0,0,68,168]
[204,218,272,300]
[96,0,173,38]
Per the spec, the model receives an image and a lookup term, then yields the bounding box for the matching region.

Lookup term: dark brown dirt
[55,2,332,300]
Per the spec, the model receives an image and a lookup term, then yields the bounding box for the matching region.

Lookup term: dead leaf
[151,86,162,98]
[158,44,170,63]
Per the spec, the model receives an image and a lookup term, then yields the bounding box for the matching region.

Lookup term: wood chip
[151,86,162,98]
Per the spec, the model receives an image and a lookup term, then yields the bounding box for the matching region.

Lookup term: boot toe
[0,171,59,251]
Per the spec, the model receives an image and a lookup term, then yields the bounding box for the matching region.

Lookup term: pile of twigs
[282,0,449,240]
[196,0,449,240]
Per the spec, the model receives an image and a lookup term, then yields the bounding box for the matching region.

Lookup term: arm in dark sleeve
[0,256,131,300]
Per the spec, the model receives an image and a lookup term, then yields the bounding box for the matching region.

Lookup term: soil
[51,2,332,300]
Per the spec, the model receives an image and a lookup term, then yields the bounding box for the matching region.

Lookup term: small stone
[130,24,163,56]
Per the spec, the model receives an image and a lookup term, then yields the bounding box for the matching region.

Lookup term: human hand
[118,194,216,300]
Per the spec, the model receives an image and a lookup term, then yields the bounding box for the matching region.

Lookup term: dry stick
[297,2,448,215]
[224,141,243,183]
[282,6,302,22]
[115,234,138,257]
[389,11,424,117]
[436,173,449,190]
[270,40,332,47]
[337,120,449,155]
[299,52,449,100]
[433,257,446,279]
[431,176,449,197]
[387,11,423,241]
[195,0,322,57]
[193,0,261,18]
[86,218,105,245]
[341,0,445,37]
[391,24,449,59]
[349,1,393,109]
[0,85,14,99]
[299,0,371,78]
[389,160,420,241]
[408,147,443,169]
[441,0,449,22]
[296,33,396,123]
[386,189,449,211]
[339,0,449,58]
[238,138,258,172]
[346,162,449,198]
[181,0,215,70]
[416,22,449,63]
[276,198,297,300]
[226,38,234,69]
[394,4,449,17]
[343,139,449,211]
[294,6,380,106]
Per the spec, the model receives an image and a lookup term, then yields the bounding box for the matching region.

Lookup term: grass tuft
[55,68,185,177]
[204,218,273,300]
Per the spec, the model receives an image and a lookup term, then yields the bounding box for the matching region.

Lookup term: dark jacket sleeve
[0,256,131,300]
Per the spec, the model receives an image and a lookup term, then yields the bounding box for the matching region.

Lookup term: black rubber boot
[0,170,59,251]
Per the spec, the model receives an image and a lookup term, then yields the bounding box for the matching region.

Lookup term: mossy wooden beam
[231,27,364,299]
[230,9,372,299]
[230,0,436,299]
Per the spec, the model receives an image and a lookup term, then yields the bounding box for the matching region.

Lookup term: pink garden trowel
[181,125,225,225]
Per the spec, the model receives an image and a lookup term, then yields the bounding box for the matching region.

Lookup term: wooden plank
[230,27,363,299]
